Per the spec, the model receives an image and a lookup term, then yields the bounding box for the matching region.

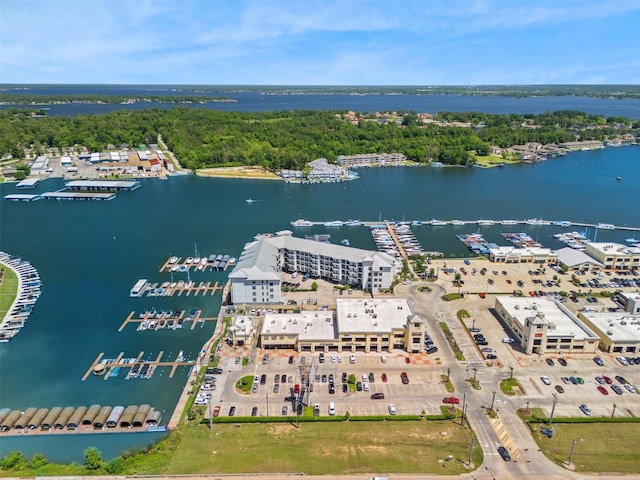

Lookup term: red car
[381,373,388,382]
[479,292,486,299]
[597,385,609,395]
[442,396,460,405]
[602,375,613,384]
[400,372,409,384]
[405,356,411,364]
[212,405,221,417]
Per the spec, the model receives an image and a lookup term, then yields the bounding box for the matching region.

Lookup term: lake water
[0,90,639,462]
[1,85,640,119]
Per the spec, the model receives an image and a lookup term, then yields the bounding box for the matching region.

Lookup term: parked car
[597,386,609,395]
[281,406,288,415]
[370,392,385,400]
[624,383,636,393]
[442,396,460,404]
[251,406,258,416]
[381,373,388,382]
[400,372,409,384]
[426,346,439,354]
[405,356,411,364]
[540,376,551,385]
[603,375,613,384]
[558,357,568,366]
[388,404,397,415]
[593,356,605,366]
[555,385,565,394]
[561,376,570,384]
[546,358,555,366]
[595,376,605,384]
[611,385,623,395]
[212,405,221,417]
[486,354,497,360]
[579,404,591,416]
[228,406,236,416]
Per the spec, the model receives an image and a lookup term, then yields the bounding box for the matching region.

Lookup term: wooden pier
[118,310,218,332]
[82,350,196,381]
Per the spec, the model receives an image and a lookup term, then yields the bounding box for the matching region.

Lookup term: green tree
[28,453,48,469]
[0,451,26,471]
[311,281,318,291]
[84,447,104,470]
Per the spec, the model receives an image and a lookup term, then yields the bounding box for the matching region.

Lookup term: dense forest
[0,108,637,171]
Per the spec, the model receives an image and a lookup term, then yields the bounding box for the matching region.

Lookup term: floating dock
[133,280,220,298]
[82,350,196,381]
[291,218,640,232]
[159,254,236,273]
[117,309,216,332]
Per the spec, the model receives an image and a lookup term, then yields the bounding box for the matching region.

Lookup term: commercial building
[579,311,640,354]
[488,246,557,264]
[554,247,604,271]
[584,242,640,271]
[229,231,397,304]
[613,291,640,314]
[259,298,425,353]
[494,296,600,355]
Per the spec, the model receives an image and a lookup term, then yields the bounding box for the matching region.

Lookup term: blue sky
[1,0,639,85]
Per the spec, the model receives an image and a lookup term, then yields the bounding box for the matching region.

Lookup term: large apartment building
[229,231,398,304]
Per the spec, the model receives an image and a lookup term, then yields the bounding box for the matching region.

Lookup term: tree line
[0,108,637,171]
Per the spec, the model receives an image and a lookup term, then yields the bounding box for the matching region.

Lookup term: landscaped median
[519,408,640,473]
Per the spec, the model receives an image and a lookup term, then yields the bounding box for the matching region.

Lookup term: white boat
[525,218,544,225]
[291,219,313,227]
[345,219,362,226]
[130,279,148,297]
[341,239,350,246]
[554,221,572,227]
[451,220,465,226]
[501,220,518,225]
[477,220,495,226]
[185,257,194,264]
[626,237,638,244]
[596,223,615,230]
[168,256,179,264]
[430,219,447,226]
[246,198,255,203]
[324,220,343,227]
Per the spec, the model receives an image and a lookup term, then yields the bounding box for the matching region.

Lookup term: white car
[624,383,636,393]
[363,382,370,392]
[380,356,387,363]
[502,338,515,344]
[350,354,356,364]
[331,354,337,363]
[388,404,397,415]
[540,376,551,386]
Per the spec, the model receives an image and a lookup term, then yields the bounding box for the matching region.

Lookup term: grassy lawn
[500,378,520,395]
[162,421,481,475]
[0,266,18,319]
[530,422,640,473]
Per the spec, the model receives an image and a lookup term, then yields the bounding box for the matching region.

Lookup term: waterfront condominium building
[229,231,398,304]
[494,296,600,355]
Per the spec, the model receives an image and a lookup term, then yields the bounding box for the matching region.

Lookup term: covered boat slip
[0,404,161,434]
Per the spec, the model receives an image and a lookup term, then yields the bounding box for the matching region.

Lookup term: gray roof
[228,238,281,281]
[556,247,603,268]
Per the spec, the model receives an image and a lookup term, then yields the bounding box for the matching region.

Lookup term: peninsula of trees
[1,108,637,172]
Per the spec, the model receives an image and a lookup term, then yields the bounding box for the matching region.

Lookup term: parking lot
[197,257,640,422]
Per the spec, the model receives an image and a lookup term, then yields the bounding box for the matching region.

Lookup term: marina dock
[130,280,220,298]
[118,309,217,332]
[82,350,196,381]
[159,254,236,273]
[291,218,640,232]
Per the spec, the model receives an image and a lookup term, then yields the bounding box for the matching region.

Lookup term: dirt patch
[268,423,298,437]
[197,166,281,180]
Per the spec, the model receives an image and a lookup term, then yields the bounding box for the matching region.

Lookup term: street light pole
[490,391,496,411]
[611,403,616,419]
[549,393,558,424]
[509,366,514,380]
[266,393,269,417]
[467,436,475,466]
[461,389,467,426]
[567,438,577,466]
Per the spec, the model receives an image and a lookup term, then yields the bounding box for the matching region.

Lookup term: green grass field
[530,422,640,473]
[0,266,18,319]
[162,420,481,475]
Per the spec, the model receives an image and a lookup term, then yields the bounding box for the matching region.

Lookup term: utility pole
[549,393,558,424]
[611,403,616,419]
